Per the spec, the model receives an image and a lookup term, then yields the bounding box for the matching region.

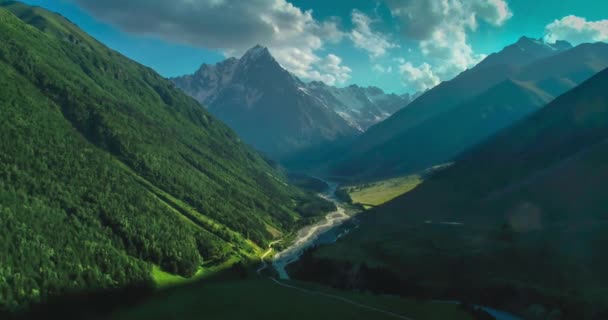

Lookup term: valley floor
[110,277,474,320]
[343,174,422,208]
[108,179,478,320]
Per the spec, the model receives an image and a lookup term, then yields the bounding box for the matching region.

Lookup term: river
[272,179,353,279]
[270,179,522,320]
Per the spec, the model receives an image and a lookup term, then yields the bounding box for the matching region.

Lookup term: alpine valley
[2,1,608,320]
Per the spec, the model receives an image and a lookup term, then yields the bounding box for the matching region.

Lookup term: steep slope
[350,37,571,157]
[339,79,554,177]
[310,68,608,318]
[518,42,608,95]
[172,46,359,159]
[0,2,329,311]
[476,37,572,69]
[334,40,608,180]
[170,56,239,104]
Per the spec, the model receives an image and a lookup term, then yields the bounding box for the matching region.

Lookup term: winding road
[256,239,282,274]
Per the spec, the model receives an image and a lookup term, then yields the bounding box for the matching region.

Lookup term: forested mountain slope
[0,1,328,311]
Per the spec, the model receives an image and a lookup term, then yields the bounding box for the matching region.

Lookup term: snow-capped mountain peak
[171,45,412,157]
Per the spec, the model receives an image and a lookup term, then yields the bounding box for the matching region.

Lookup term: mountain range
[171,46,413,159]
[331,37,608,180]
[303,64,608,318]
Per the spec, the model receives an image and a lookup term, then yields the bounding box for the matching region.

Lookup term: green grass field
[111,277,473,320]
[343,175,422,208]
[151,256,243,288]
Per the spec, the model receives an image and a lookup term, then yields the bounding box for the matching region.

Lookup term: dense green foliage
[0,2,327,311]
[287,173,329,193]
[311,68,608,318]
[334,189,353,204]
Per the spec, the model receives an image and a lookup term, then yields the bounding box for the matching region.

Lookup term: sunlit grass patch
[344,175,422,207]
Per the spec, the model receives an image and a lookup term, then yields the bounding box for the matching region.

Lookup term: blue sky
[20,0,608,94]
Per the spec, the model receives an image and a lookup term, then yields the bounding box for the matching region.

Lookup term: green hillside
[302,68,608,318]
[0,2,329,311]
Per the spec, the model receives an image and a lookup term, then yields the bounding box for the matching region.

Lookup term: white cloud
[544,15,608,45]
[373,64,393,73]
[71,0,349,83]
[349,10,399,59]
[398,62,440,92]
[319,19,346,44]
[270,48,351,85]
[385,0,512,39]
[419,28,487,77]
[385,0,512,80]
[305,54,352,85]
[471,0,512,27]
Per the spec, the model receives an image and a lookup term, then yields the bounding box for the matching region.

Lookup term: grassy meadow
[343,175,422,208]
[111,277,474,320]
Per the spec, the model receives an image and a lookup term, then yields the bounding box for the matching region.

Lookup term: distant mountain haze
[332,37,608,180]
[305,81,415,131]
[172,46,412,159]
[354,37,572,153]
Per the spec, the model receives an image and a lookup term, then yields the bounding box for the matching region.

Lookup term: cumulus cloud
[386,0,512,39]
[270,48,350,85]
[349,10,399,58]
[71,0,350,83]
[544,15,608,45]
[305,54,352,85]
[398,62,440,92]
[385,0,512,79]
[419,28,487,78]
[373,64,393,73]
